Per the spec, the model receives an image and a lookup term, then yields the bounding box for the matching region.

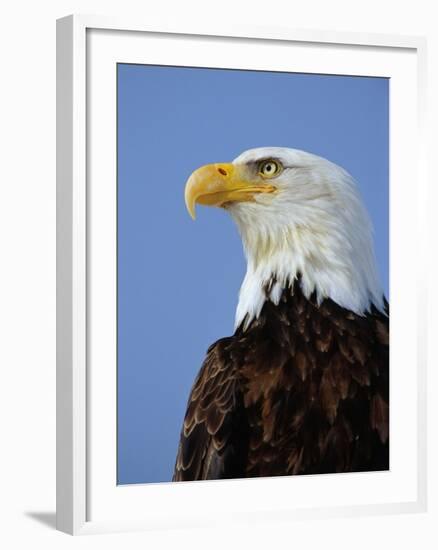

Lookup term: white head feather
[226,147,385,330]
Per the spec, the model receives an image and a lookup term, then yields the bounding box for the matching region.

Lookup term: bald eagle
[173,147,389,481]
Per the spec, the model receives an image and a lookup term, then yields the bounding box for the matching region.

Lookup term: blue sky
[117,64,389,484]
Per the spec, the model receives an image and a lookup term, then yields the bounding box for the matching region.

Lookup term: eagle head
[184,147,385,330]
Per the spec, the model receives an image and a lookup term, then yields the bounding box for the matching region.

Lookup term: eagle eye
[259,159,282,178]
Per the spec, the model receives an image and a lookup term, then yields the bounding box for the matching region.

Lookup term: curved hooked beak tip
[184,162,276,220]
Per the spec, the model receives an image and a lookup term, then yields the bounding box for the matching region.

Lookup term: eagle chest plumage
[173,286,389,481]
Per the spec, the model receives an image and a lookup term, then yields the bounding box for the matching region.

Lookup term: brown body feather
[173,284,389,481]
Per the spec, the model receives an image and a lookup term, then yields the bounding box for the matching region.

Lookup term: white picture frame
[56,14,428,535]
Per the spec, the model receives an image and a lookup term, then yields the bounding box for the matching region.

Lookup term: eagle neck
[233,219,385,332]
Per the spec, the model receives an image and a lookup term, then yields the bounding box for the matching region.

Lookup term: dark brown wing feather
[173,338,249,481]
[174,283,389,481]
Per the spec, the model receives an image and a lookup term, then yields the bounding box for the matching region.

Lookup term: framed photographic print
[56,15,427,535]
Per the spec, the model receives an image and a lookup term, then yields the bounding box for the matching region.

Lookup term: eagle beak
[184,163,276,220]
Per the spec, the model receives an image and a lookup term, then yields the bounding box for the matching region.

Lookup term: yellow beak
[184,163,277,219]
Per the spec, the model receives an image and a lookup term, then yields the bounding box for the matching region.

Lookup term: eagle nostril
[217,167,227,176]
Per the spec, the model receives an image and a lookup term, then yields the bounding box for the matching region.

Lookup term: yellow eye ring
[259,159,281,178]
